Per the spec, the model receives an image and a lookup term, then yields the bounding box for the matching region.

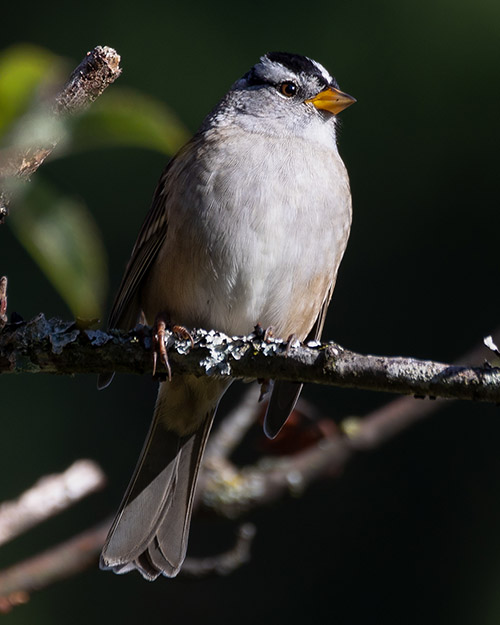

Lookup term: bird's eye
[279,81,298,97]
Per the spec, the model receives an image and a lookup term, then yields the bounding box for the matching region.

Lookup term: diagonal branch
[0,519,111,613]
[0,314,499,404]
[0,460,106,547]
[0,45,122,221]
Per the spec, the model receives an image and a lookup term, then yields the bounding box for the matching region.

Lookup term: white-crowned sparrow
[99,52,355,580]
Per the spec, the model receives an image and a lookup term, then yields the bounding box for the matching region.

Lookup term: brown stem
[0,46,121,222]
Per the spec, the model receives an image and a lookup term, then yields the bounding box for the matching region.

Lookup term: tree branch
[0,518,256,610]
[0,460,106,547]
[0,519,111,613]
[197,391,447,519]
[0,45,122,221]
[0,314,499,404]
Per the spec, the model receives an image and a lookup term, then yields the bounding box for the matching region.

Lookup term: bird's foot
[284,333,299,356]
[152,314,194,381]
[253,323,276,342]
[171,324,194,347]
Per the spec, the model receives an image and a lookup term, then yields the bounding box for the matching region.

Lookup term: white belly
[143,129,352,340]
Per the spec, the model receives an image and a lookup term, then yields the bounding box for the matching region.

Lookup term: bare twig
[0,392,462,606]
[0,516,255,609]
[197,393,447,519]
[0,460,106,546]
[182,523,256,577]
[53,46,122,116]
[0,45,121,221]
[205,385,262,462]
[1,314,499,405]
[0,519,111,613]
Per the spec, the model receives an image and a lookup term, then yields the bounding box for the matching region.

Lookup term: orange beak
[306,86,356,115]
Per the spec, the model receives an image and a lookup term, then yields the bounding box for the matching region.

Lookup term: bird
[98,51,355,580]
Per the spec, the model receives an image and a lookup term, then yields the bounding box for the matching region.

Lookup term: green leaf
[68,88,190,155]
[0,44,64,138]
[9,181,108,320]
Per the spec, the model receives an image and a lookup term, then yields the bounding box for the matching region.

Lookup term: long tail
[100,379,224,579]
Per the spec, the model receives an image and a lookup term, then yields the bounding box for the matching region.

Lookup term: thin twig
[0,46,121,221]
[53,46,122,116]
[182,523,256,577]
[0,519,111,613]
[0,517,255,610]
[205,385,262,462]
[0,460,106,546]
[198,394,446,519]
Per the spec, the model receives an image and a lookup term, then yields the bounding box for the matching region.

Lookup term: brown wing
[97,159,177,390]
[107,137,198,332]
[107,172,170,332]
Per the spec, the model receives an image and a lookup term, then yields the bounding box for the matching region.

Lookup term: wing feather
[107,173,170,331]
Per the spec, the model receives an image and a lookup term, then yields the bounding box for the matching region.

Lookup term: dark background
[2,0,500,623]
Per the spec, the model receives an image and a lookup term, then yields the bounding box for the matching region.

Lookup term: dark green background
[2,0,500,623]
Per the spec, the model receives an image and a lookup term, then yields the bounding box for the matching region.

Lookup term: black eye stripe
[243,53,338,94]
[265,52,333,89]
[266,52,318,77]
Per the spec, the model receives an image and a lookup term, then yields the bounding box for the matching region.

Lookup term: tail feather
[263,380,303,439]
[101,382,218,580]
[154,418,213,574]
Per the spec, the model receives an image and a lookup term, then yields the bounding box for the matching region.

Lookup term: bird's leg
[263,326,276,342]
[152,313,171,380]
[284,333,299,356]
[152,313,195,381]
[253,323,275,342]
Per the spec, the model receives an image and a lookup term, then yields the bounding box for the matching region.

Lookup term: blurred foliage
[0,45,64,138]
[8,181,107,319]
[68,89,190,155]
[0,44,189,319]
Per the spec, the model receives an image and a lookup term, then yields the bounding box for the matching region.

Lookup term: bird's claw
[171,325,194,348]
[152,317,194,381]
[153,316,172,381]
[284,333,299,356]
[253,323,276,342]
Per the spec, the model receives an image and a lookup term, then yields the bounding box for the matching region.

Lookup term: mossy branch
[0,314,498,404]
